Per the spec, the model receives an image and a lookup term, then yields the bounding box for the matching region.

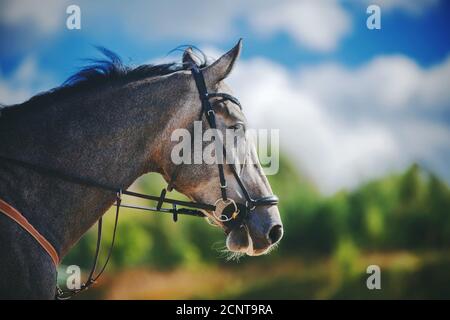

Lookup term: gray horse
[0,40,283,299]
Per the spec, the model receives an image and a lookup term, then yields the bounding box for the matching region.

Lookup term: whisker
[213,240,246,262]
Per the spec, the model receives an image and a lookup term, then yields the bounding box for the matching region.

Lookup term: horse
[0,40,283,299]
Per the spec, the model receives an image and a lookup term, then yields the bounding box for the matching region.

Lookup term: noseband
[0,64,278,298]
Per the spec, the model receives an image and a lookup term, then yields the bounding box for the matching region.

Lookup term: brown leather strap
[0,198,59,266]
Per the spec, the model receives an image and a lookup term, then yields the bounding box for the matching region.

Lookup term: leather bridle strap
[191,65,229,202]
[207,92,242,110]
[0,154,213,215]
[0,198,59,266]
[56,192,121,299]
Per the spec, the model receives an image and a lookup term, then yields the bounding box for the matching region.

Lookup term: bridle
[0,64,278,299]
[190,64,278,228]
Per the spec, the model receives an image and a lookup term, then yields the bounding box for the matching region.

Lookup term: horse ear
[182,47,197,66]
[204,39,242,84]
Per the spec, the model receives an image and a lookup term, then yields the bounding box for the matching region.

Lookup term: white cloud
[296,55,450,116]
[0,56,55,105]
[0,0,66,35]
[116,1,240,41]
[417,56,450,108]
[119,0,352,52]
[96,0,352,52]
[248,0,351,52]
[0,78,31,106]
[226,54,450,193]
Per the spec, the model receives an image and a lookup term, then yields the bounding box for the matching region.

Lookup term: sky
[0,0,449,194]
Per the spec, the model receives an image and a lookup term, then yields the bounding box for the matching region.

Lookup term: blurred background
[1,0,449,299]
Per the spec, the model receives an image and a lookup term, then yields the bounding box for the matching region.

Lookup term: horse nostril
[268,225,283,245]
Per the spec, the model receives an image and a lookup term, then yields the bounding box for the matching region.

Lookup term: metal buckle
[213,198,239,222]
[207,109,215,117]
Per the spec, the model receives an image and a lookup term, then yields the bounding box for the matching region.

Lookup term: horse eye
[229,122,245,131]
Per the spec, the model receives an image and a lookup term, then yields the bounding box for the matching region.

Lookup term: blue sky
[0,0,449,193]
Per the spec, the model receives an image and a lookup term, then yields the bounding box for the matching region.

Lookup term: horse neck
[0,74,195,257]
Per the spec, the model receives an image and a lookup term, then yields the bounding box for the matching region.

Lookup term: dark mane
[1,46,208,113]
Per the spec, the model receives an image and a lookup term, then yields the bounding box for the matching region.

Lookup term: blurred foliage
[61,156,450,299]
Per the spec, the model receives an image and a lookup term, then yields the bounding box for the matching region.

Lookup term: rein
[0,64,278,299]
[0,154,208,300]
